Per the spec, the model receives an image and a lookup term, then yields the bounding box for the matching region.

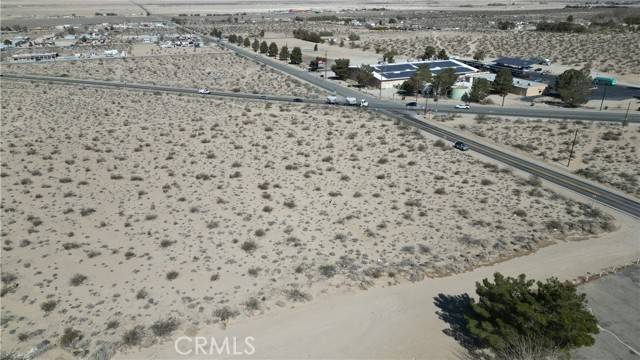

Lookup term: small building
[12,52,58,61]
[470,73,548,97]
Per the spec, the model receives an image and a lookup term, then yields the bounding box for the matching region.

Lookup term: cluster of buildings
[368,56,552,99]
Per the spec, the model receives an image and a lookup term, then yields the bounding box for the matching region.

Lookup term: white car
[198,88,210,94]
[455,104,470,109]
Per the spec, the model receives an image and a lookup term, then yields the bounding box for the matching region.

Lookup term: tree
[243,37,250,47]
[436,48,449,60]
[259,41,268,54]
[236,35,243,46]
[421,46,436,60]
[493,68,513,107]
[431,68,457,97]
[469,78,491,102]
[557,68,592,107]
[473,49,486,61]
[228,34,237,43]
[339,39,345,47]
[3,39,11,46]
[313,43,318,51]
[331,58,351,80]
[348,33,360,41]
[352,65,375,87]
[383,50,397,63]
[402,65,433,96]
[279,45,289,61]
[289,47,303,64]
[268,42,278,57]
[259,29,265,37]
[465,273,598,353]
[251,39,259,52]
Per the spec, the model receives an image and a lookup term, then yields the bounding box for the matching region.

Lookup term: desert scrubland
[437,114,640,198]
[2,51,323,98]
[0,79,617,357]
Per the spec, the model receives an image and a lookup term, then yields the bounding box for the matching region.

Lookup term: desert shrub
[121,326,144,346]
[241,240,257,253]
[513,209,528,218]
[136,289,148,299]
[150,318,179,337]
[285,288,312,302]
[62,242,81,250]
[283,200,296,208]
[213,306,239,323]
[434,187,447,195]
[80,208,96,216]
[318,264,337,278]
[166,271,179,280]
[244,297,261,311]
[480,179,493,186]
[434,139,446,147]
[401,245,415,254]
[1,273,17,284]
[248,267,261,277]
[40,300,57,312]
[160,240,175,248]
[254,229,266,237]
[60,327,83,348]
[527,175,542,187]
[70,274,87,286]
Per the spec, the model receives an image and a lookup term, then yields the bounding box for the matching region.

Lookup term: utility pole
[324,50,327,81]
[599,84,608,111]
[623,101,631,126]
[567,128,579,167]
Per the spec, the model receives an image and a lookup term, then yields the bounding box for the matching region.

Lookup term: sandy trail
[122,213,640,359]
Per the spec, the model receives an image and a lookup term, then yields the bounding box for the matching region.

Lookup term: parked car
[198,88,210,94]
[405,101,418,107]
[292,98,304,103]
[454,104,470,109]
[453,141,470,151]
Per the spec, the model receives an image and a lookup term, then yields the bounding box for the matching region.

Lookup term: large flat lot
[0,79,616,357]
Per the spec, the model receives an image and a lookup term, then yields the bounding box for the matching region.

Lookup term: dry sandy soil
[437,114,640,198]
[361,30,640,83]
[0,79,616,358]
[2,49,323,98]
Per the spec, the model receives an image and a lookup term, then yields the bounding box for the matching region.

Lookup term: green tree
[236,35,243,46]
[473,49,486,61]
[348,33,360,41]
[557,68,592,107]
[352,65,375,87]
[243,37,251,47]
[313,43,318,51]
[421,46,436,60]
[3,39,12,46]
[402,65,433,96]
[228,34,237,43]
[493,68,513,107]
[289,47,303,64]
[431,68,457,97]
[251,39,259,52]
[436,48,449,60]
[465,273,598,353]
[339,39,345,47]
[259,41,268,54]
[331,58,351,80]
[279,45,289,61]
[268,42,278,57]
[383,50,397,63]
[469,78,491,102]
